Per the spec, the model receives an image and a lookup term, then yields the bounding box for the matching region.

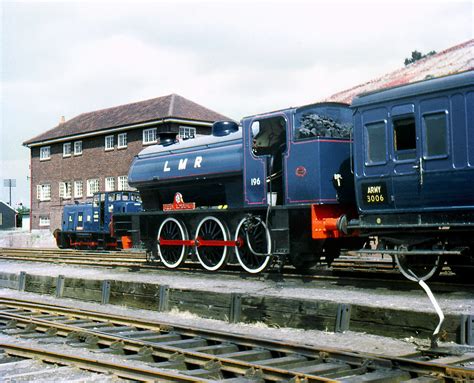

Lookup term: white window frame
[74,180,83,198]
[105,135,114,151]
[179,126,196,139]
[63,143,71,157]
[74,141,82,155]
[118,133,127,149]
[36,184,51,201]
[40,146,51,161]
[143,128,157,145]
[39,216,50,227]
[59,181,72,199]
[105,177,115,192]
[117,176,129,191]
[86,178,100,197]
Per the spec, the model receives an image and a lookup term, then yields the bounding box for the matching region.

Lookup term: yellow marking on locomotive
[367,186,381,194]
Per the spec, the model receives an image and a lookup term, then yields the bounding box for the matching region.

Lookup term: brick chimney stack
[59,116,66,124]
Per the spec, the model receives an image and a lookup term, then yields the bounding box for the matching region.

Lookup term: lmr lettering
[163,156,203,172]
[367,186,381,194]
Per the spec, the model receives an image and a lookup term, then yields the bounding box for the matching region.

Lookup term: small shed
[0,201,17,230]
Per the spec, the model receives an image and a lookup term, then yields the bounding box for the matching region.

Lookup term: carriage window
[365,121,386,164]
[423,112,447,157]
[393,117,416,160]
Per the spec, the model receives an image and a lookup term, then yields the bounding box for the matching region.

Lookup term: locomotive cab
[242,102,354,207]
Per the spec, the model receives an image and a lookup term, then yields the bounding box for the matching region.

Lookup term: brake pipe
[418,279,445,338]
[409,268,445,346]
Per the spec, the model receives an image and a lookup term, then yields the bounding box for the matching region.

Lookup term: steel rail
[0,311,336,382]
[0,297,472,382]
[0,342,209,382]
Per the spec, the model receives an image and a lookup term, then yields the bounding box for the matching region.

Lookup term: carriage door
[243,114,287,206]
[390,104,423,209]
[358,108,394,212]
[418,99,452,208]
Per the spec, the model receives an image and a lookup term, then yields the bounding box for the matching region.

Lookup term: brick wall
[30,123,211,231]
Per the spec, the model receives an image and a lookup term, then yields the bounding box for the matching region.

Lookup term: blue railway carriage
[117,103,360,273]
[54,191,142,250]
[351,71,474,280]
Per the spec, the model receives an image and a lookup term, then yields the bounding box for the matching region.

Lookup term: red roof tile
[325,39,474,104]
[24,94,231,145]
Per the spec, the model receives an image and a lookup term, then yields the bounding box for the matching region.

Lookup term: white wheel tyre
[234,217,272,273]
[195,216,229,271]
[157,217,188,268]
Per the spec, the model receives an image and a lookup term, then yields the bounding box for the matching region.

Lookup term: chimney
[59,116,66,124]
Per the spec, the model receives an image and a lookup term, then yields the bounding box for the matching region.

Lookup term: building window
[118,133,127,148]
[39,216,50,227]
[118,176,129,191]
[74,141,83,155]
[179,126,196,139]
[105,135,114,151]
[86,178,100,197]
[59,181,72,199]
[36,184,51,201]
[143,128,157,144]
[63,143,71,157]
[40,146,51,160]
[74,181,83,198]
[105,177,115,192]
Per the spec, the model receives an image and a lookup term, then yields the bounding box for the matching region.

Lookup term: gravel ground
[0,288,432,357]
[0,260,472,315]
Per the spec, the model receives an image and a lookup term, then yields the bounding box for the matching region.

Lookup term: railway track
[0,343,129,382]
[1,247,470,294]
[0,247,430,274]
[0,296,472,382]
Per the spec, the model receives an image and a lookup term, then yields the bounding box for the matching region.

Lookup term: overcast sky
[1,0,472,207]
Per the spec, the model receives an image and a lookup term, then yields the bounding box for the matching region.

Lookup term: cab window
[251,116,286,157]
[393,117,416,160]
[77,212,83,228]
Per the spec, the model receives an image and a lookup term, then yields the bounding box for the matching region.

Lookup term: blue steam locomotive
[59,71,474,281]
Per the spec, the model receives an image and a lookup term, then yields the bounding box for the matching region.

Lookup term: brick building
[23,94,230,231]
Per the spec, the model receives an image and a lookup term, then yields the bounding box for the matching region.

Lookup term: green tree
[404,50,436,65]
